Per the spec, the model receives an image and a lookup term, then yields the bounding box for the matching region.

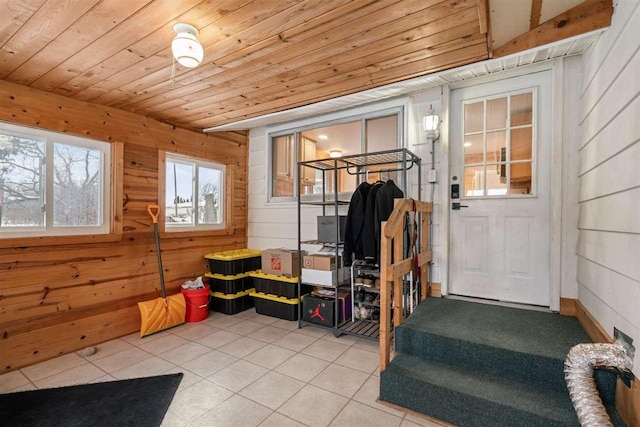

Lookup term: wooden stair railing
[380,198,433,371]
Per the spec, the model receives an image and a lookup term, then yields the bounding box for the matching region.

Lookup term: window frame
[460,87,538,200]
[0,121,115,241]
[267,106,404,203]
[159,151,230,235]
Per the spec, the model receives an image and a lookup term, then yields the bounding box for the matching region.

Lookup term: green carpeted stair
[379,298,625,426]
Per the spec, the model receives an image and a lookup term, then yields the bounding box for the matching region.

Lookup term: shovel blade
[138,293,186,337]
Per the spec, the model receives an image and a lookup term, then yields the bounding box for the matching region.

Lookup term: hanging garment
[372,179,404,262]
[343,181,371,266]
[362,181,384,261]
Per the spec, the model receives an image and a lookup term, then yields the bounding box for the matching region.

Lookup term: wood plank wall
[0,80,248,373]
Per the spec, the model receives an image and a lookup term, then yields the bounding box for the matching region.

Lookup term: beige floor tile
[240,371,304,410]
[270,319,300,331]
[138,334,189,355]
[321,333,359,346]
[275,353,329,383]
[278,384,348,427]
[168,379,233,422]
[81,338,132,362]
[312,364,369,398]
[208,359,268,393]
[225,320,267,336]
[196,329,241,349]
[297,325,329,338]
[403,413,451,426]
[92,347,152,374]
[34,363,105,388]
[260,412,305,427]
[88,375,116,384]
[160,410,186,427]
[181,349,237,377]
[203,314,245,329]
[0,370,30,393]
[246,313,280,325]
[244,344,296,369]
[272,331,318,352]
[171,323,219,341]
[111,356,175,380]
[121,330,166,346]
[8,383,38,392]
[192,394,272,427]
[234,308,257,319]
[330,400,402,427]
[158,342,211,365]
[353,338,380,353]
[334,346,380,373]
[301,340,350,362]
[21,353,88,382]
[162,367,203,393]
[353,375,405,417]
[402,421,425,427]
[217,336,266,358]
[248,325,291,343]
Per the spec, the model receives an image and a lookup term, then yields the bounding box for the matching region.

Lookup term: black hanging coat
[343,182,371,266]
[362,181,384,261]
[371,179,404,262]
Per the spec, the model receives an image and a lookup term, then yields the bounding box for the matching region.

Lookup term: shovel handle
[147,205,160,224]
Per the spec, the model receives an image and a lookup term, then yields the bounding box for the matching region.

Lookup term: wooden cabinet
[300,136,317,186]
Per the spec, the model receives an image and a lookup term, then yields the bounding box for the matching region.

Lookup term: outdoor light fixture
[329,150,342,158]
[423,105,440,141]
[171,23,204,68]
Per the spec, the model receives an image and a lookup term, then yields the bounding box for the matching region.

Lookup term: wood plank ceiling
[0,0,490,131]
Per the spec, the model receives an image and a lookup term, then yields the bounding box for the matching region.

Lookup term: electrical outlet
[427,169,437,183]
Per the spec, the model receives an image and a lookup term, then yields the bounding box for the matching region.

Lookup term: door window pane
[198,166,223,224]
[510,162,532,195]
[511,93,532,126]
[53,143,101,226]
[165,160,194,224]
[464,134,483,165]
[0,134,45,227]
[511,127,532,161]
[464,102,483,133]
[486,97,508,130]
[486,163,507,196]
[464,166,485,197]
[487,131,507,164]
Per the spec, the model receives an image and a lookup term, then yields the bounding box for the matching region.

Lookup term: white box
[301,267,350,287]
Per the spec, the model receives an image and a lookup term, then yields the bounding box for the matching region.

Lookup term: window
[0,122,110,238]
[165,153,225,231]
[270,110,401,199]
[462,91,535,197]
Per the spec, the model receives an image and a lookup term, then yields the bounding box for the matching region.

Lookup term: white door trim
[441,60,564,311]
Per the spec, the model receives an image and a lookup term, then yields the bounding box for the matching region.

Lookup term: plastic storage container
[250,291,302,321]
[249,271,311,299]
[302,295,335,327]
[205,272,253,294]
[205,249,262,275]
[181,285,211,322]
[209,288,255,315]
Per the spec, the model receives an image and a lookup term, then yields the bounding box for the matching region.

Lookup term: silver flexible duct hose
[564,340,634,427]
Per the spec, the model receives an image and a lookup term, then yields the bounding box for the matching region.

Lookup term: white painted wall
[576,0,640,373]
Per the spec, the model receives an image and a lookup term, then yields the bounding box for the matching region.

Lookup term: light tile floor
[0,308,447,427]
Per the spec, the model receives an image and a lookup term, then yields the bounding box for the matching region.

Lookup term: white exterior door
[449,71,552,306]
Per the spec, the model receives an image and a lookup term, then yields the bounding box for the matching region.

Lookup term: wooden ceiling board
[159,10,481,124]
[0,0,499,130]
[145,0,478,121]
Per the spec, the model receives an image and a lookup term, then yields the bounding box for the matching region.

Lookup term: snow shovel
[138,204,186,337]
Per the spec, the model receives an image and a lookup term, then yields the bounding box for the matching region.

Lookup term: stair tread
[402,298,591,360]
[387,353,577,423]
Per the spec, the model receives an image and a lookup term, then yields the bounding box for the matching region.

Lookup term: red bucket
[181,285,210,323]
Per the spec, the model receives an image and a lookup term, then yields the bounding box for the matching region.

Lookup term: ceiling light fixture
[329,150,342,158]
[318,134,329,140]
[171,23,204,68]
[464,142,472,147]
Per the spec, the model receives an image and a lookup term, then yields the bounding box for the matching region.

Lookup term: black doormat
[0,373,182,427]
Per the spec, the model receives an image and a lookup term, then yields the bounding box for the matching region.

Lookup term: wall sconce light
[422,105,440,141]
[172,23,204,68]
[329,150,342,158]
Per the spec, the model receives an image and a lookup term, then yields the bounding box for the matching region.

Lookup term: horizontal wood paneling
[0,81,248,372]
[578,142,640,201]
[578,188,640,233]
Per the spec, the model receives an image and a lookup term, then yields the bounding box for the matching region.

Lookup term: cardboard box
[302,254,338,271]
[301,267,350,287]
[261,249,304,277]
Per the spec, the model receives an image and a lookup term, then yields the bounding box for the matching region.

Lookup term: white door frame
[439,59,564,312]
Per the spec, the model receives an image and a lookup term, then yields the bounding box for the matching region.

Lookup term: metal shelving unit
[296,148,421,339]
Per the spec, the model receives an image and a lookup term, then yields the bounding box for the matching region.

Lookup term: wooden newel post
[379,220,391,371]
